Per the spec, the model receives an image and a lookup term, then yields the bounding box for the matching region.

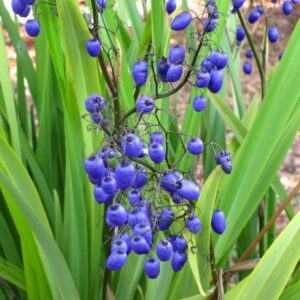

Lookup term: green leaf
[225,212,300,299]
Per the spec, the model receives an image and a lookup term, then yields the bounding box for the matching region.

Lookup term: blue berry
[101,175,117,195]
[133,222,152,245]
[131,235,150,254]
[173,235,187,251]
[149,143,166,164]
[232,0,246,10]
[171,11,192,31]
[96,0,107,9]
[84,155,106,179]
[166,0,176,14]
[150,132,164,145]
[128,209,149,228]
[171,192,183,203]
[86,38,101,57]
[25,20,40,37]
[236,26,246,42]
[208,69,223,93]
[157,58,170,82]
[106,250,127,271]
[292,0,299,4]
[115,161,135,190]
[203,18,218,32]
[195,70,211,88]
[186,216,202,233]
[133,166,147,188]
[177,179,200,201]
[160,173,178,193]
[211,210,227,234]
[106,204,128,227]
[171,251,187,272]
[23,0,35,3]
[257,5,264,15]
[11,0,26,14]
[283,1,293,15]
[94,186,114,204]
[119,231,131,254]
[166,64,183,82]
[156,239,173,261]
[121,133,144,157]
[136,96,155,113]
[245,50,254,59]
[201,58,214,72]
[128,189,142,206]
[168,45,185,65]
[243,62,252,75]
[268,26,279,43]
[193,96,207,112]
[188,137,204,155]
[85,94,106,113]
[208,51,228,69]
[158,208,174,230]
[144,258,160,279]
[19,5,31,17]
[111,239,128,253]
[133,60,148,86]
[248,10,260,23]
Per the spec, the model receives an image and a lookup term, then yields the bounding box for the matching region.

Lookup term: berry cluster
[11,0,41,38]
[83,0,230,279]
[233,0,299,75]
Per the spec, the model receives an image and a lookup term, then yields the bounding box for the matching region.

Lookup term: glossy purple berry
[133,60,148,86]
[133,222,152,245]
[106,204,128,227]
[145,258,160,279]
[208,51,228,69]
[171,192,183,204]
[166,64,183,82]
[243,62,252,75]
[115,161,135,190]
[136,96,155,113]
[85,94,106,113]
[156,239,173,261]
[84,155,106,179]
[195,70,211,88]
[128,209,149,228]
[133,166,147,188]
[211,210,227,234]
[23,0,34,4]
[25,20,40,37]
[193,96,207,112]
[166,0,176,14]
[119,231,131,254]
[96,0,107,9]
[158,208,174,230]
[121,133,144,157]
[215,151,231,165]
[186,216,202,234]
[236,27,246,42]
[131,235,150,254]
[283,1,293,15]
[248,10,260,23]
[19,5,31,17]
[157,58,170,82]
[86,38,101,57]
[292,0,299,4]
[171,251,187,272]
[203,18,218,32]
[171,11,192,31]
[111,239,128,253]
[208,69,223,93]
[177,179,200,201]
[188,137,204,155]
[257,5,264,14]
[11,0,26,14]
[268,26,279,43]
[106,250,127,271]
[101,175,117,195]
[201,58,215,72]
[128,189,142,206]
[232,0,246,10]
[94,186,114,204]
[150,132,164,145]
[160,173,178,193]
[168,45,185,65]
[173,236,187,251]
[245,50,253,58]
[149,143,166,164]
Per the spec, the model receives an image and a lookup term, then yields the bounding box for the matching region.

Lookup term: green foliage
[0,0,300,299]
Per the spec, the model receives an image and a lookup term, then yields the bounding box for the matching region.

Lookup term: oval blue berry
[171,11,192,31]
